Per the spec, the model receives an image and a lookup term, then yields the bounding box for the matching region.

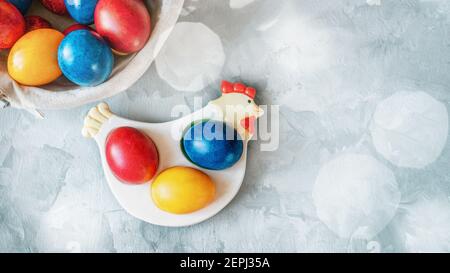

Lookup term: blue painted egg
[182,120,244,170]
[8,0,32,15]
[58,29,113,86]
[64,0,98,25]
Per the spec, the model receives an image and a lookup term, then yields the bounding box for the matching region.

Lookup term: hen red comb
[221,80,256,99]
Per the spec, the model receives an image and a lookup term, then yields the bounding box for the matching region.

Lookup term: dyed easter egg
[64,0,97,25]
[58,29,113,86]
[94,0,151,54]
[40,0,67,15]
[8,29,64,86]
[0,1,25,49]
[105,127,159,184]
[182,120,244,170]
[25,15,52,32]
[151,167,216,214]
[7,0,31,15]
[62,23,92,35]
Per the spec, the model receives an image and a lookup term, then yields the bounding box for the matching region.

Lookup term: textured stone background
[1,0,450,252]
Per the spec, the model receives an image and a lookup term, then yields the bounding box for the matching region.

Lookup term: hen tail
[81,102,113,138]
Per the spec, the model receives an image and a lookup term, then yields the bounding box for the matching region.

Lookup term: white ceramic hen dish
[0,0,184,110]
[82,81,264,227]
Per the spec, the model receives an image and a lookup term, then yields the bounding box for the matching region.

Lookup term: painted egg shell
[182,120,244,170]
[105,127,159,185]
[40,0,67,15]
[64,0,98,25]
[7,0,31,15]
[8,29,64,86]
[25,15,52,32]
[151,166,216,214]
[58,29,113,86]
[62,23,92,35]
[94,0,151,54]
[0,1,25,49]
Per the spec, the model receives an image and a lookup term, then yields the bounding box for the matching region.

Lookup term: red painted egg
[0,1,25,49]
[62,23,92,35]
[25,15,52,32]
[94,0,151,54]
[105,127,159,185]
[40,0,67,15]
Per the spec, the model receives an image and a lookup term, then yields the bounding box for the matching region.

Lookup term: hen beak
[255,106,264,117]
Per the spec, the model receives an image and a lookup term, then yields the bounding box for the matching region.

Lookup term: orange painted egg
[7,28,64,86]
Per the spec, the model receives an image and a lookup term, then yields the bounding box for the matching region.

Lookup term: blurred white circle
[370,91,448,168]
[399,196,450,252]
[313,154,401,239]
[155,22,225,92]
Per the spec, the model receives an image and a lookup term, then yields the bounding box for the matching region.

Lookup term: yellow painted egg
[151,166,216,214]
[7,29,64,86]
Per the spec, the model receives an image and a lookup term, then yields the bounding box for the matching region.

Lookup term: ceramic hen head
[209,81,264,139]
